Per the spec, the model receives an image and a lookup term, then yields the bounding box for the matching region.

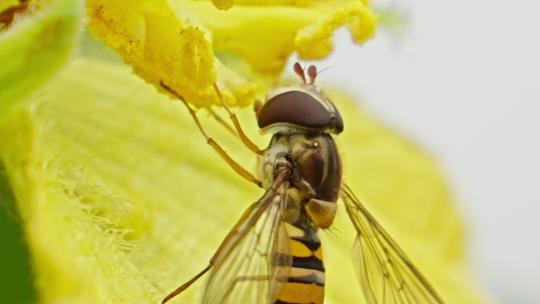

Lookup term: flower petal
[0,57,486,303]
[85,0,377,107]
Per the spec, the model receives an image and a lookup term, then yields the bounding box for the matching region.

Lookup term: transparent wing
[202,181,291,304]
[341,183,445,304]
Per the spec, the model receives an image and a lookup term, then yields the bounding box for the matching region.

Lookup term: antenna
[293,62,307,84]
[307,65,317,85]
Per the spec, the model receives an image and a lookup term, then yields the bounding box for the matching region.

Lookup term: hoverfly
[160,63,444,304]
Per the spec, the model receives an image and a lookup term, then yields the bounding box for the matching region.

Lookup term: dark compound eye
[257,90,344,133]
[329,112,343,133]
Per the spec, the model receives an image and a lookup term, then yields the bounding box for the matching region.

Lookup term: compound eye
[257,91,333,131]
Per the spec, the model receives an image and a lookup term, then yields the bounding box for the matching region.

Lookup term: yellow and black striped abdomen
[275,223,325,304]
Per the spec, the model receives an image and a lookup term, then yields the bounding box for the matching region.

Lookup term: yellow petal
[85,0,377,107]
[294,2,377,59]
[0,0,82,117]
[329,93,487,303]
[0,57,487,303]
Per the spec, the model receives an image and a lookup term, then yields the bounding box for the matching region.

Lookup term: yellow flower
[85,0,377,106]
[0,0,487,303]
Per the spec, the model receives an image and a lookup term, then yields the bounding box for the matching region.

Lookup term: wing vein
[342,183,445,304]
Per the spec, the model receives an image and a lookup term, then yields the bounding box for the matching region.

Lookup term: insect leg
[161,200,266,304]
[161,264,212,304]
[213,83,263,155]
[160,82,262,188]
[161,173,290,304]
[206,106,237,136]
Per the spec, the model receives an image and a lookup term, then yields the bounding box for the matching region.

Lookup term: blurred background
[1,0,539,303]
[309,0,539,302]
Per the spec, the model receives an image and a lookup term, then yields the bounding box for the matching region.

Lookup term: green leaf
[0,0,82,118]
[0,168,36,303]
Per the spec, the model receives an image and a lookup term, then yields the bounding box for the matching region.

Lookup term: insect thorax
[258,131,342,209]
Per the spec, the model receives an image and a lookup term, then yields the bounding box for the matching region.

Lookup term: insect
[159,63,444,304]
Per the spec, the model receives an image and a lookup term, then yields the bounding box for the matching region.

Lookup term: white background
[291,0,540,302]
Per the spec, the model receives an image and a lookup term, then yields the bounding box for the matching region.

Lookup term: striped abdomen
[275,223,325,304]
